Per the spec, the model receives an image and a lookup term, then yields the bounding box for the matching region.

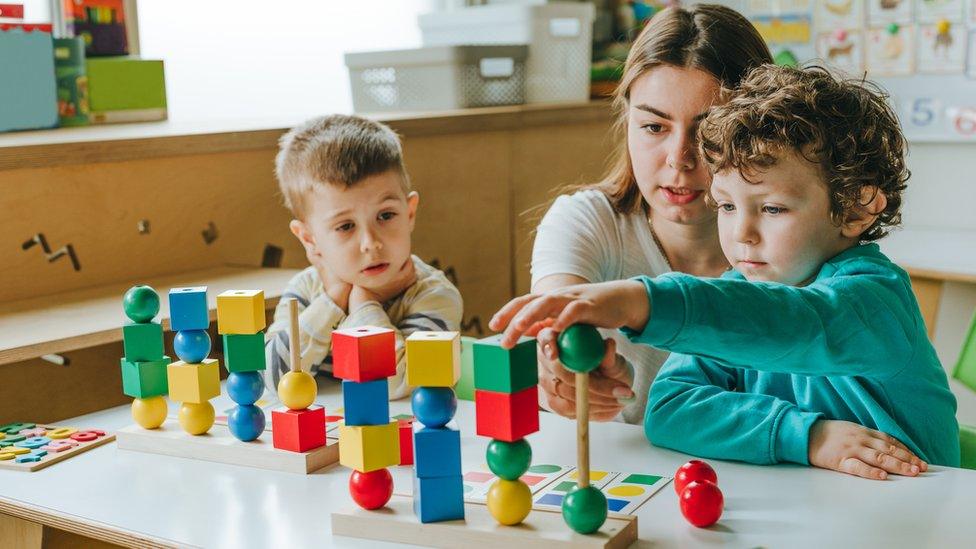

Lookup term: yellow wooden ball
[486,479,532,525]
[178,401,215,435]
[278,371,316,410]
[131,396,167,429]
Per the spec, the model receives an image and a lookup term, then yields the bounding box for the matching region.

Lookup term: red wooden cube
[272,405,326,452]
[474,385,539,442]
[332,326,396,382]
[398,417,415,465]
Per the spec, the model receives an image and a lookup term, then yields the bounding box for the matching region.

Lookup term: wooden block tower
[334,326,398,510]
[212,289,267,441]
[120,285,170,430]
[556,324,608,534]
[472,334,539,526]
[168,287,219,435]
[406,331,464,523]
[271,299,326,452]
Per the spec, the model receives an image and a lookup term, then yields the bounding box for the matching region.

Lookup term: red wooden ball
[349,468,393,510]
[679,480,724,528]
[674,459,718,495]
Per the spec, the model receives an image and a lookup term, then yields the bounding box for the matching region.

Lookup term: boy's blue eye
[337,223,354,232]
[763,205,785,215]
[719,203,735,212]
[378,211,396,221]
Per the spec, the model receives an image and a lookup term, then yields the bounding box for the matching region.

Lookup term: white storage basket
[345,45,528,113]
[418,2,594,104]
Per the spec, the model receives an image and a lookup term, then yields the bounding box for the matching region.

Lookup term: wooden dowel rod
[288,299,300,374]
[577,371,589,488]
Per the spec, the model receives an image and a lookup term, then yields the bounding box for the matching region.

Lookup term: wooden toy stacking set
[331,325,637,548]
[116,288,338,473]
[332,325,400,510]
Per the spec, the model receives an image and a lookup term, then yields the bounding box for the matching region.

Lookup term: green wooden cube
[455,336,476,401]
[473,335,538,393]
[122,321,164,362]
[222,333,266,372]
[121,356,170,398]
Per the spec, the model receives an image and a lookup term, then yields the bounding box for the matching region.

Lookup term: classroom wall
[902,143,976,232]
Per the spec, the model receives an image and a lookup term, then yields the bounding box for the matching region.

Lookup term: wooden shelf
[0,265,300,366]
[0,101,612,170]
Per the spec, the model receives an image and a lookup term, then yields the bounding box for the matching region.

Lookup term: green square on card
[621,474,662,486]
[553,481,577,493]
[473,334,537,393]
[222,333,266,372]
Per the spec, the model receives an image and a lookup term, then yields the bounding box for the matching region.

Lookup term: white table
[2,380,973,549]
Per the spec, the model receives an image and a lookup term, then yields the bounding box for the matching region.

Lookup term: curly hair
[698,64,910,241]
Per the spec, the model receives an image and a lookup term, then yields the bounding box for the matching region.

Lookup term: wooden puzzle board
[116,419,338,474]
[0,425,115,472]
[331,494,637,549]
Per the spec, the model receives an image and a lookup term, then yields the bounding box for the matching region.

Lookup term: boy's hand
[489,280,649,349]
[348,258,417,313]
[536,329,635,421]
[310,253,351,312]
[808,419,928,480]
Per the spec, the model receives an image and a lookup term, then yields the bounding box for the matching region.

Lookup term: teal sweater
[627,243,959,467]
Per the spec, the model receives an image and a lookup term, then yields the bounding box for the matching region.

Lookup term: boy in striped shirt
[265,114,463,400]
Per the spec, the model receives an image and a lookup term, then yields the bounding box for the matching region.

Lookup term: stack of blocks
[168,287,220,435]
[271,297,326,453]
[214,289,268,441]
[473,334,540,525]
[120,285,171,430]
[334,326,399,509]
[406,331,464,523]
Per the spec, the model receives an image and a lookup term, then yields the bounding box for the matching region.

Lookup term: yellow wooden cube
[338,422,399,473]
[216,290,265,334]
[406,331,461,387]
[167,359,220,403]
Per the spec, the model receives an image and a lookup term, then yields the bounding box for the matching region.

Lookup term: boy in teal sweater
[489,65,959,478]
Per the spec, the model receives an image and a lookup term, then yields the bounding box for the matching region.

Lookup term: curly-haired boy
[488,65,959,476]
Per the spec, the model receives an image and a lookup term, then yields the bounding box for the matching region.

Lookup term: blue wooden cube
[168,287,209,332]
[413,474,464,523]
[342,379,390,426]
[412,420,461,478]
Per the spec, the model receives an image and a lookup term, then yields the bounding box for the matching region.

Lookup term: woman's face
[627,65,722,226]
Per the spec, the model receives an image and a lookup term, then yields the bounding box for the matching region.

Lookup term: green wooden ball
[486,438,532,480]
[123,285,160,323]
[562,485,608,534]
[556,324,603,373]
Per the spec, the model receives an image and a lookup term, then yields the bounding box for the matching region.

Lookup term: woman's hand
[537,329,635,421]
[489,280,650,349]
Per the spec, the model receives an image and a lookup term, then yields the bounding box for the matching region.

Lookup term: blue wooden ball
[228,404,265,442]
[411,386,457,428]
[227,371,264,405]
[173,329,211,363]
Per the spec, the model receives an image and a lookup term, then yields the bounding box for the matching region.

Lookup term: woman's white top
[531,189,672,424]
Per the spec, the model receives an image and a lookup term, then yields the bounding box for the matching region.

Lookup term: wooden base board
[115,419,337,474]
[0,426,115,472]
[331,494,638,549]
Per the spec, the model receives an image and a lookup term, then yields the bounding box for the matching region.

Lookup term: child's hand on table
[808,419,928,480]
[489,280,649,348]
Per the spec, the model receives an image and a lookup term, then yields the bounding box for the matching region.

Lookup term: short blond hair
[275,114,411,219]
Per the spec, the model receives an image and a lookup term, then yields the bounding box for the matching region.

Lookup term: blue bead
[168,287,209,331]
[228,404,266,441]
[227,371,264,405]
[174,329,211,363]
[342,379,390,426]
[411,387,456,428]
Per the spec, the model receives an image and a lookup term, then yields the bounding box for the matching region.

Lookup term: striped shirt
[263,255,463,400]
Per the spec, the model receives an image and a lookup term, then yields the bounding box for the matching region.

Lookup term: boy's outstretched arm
[646,354,822,465]
[649,355,928,478]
